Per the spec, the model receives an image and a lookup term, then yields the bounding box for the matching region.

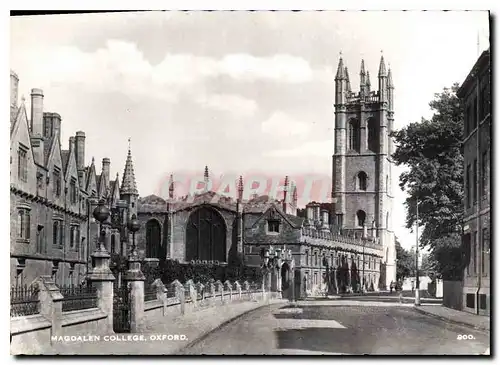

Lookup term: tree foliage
[395,238,414,281]
[391,84,464,248]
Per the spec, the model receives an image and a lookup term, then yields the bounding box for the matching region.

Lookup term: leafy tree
[395,238,414,281]
[391,84,464,248]
[391,84,467,279]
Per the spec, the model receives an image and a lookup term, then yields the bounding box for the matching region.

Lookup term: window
[357,172,367,191]
[53,167,61,197]
[18,146,28,182]
[367,118,378,152]
[111,234,116,254]
[314,252,318,266]
[70,178,77,204]
[481,150,489,197]
[466,164,471,208]
[464,105,471,136]
[473,159,478,204]
[53,220,63,246]
[482,228,489,276]
[348,119,360,151]
[36,225,44,252]
[70,225,79,249]
[305,251,309,266]
[17,209,30,240]
[331,253,334,266]
[267,220,280,233]
[336,214,343,231]
[472,231,477,274]
[472,97,478,130]
[356,210,366,227]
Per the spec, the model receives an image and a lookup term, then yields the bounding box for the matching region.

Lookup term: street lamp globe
[93,201,110,223]
[127,217,141,233]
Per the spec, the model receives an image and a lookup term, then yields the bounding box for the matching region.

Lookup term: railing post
[152,278,167,316]
[172,280,185,315]
[224,280,233,302]
[124,253,145,333]
[87,247,115,334]
[209,282,216,306]
[35,276,63,343]
[234,281,242,300]
[243,281,251,301]
[184,280,196,310]
[215,280,224,303]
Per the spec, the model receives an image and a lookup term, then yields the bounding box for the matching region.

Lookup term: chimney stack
[30,89,44,136]
[43,112,62,141]
[102,158,111,190]
[30,88,45,165]
[321,210,330,231]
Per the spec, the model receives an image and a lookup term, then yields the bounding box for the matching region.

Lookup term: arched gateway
[185,206,227,262]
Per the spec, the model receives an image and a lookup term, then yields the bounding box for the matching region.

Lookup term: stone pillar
[124,254,145,332]
[87,248,115,333]
[36,276,64,342]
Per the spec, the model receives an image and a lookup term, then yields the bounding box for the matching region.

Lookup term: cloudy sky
[10,11,489,249]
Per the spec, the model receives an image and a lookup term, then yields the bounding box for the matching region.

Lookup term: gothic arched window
[146,219,162,259]
[356,210,366,227]
[367,118,379,152]
[348,119,360,152]
[357,172,367,191]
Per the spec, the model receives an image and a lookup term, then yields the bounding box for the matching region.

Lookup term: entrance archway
[281,262,290,291]
[185,206,227,262]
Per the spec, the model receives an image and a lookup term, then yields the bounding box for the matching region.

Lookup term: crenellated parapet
[300,226,381,256]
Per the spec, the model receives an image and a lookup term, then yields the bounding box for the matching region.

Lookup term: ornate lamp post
[93,199,110,252]
[127,216,141,257]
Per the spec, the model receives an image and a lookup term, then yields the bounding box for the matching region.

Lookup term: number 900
[457,334,475,340]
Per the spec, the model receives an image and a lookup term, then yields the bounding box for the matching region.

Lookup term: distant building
[10,70,135,286]
[457,48,491,315]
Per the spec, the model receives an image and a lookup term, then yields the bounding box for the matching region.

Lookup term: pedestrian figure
[390,280,395,293]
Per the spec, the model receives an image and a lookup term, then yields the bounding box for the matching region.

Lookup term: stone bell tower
[332,53,396,288]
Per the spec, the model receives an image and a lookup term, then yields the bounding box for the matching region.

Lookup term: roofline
[457,49,490,98]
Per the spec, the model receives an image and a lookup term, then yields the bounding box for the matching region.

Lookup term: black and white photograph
[8,8,491,356]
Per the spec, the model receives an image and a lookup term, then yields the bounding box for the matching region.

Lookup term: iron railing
[10,284,40,317]
[166,285,177,298]
[60,285,98,312]
[144,282,157,302]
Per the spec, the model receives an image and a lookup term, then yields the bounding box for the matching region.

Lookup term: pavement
[45,298,287,355]
[180,300,491,355]
[414,304,490,332]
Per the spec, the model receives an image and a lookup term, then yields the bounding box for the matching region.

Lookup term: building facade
[10,70,136,286]
[457,49,491,315]
[133,55,397,296]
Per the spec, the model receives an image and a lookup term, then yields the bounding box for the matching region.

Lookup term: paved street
[179,300,490,355]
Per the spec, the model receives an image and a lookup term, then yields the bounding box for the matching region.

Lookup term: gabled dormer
[85,158,98,199]
[46,134,65,206]
[10,100,37,196]
[64,137,80,212]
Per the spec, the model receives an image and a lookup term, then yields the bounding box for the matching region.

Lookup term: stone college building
[10,54,397,296]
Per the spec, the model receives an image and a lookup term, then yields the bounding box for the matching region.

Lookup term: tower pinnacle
[387,67,394,88]
[335,56,347,80]
[345,67,352,92]
[378,55,387,77]
[120,139,138,196]
[168,174,174,199]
